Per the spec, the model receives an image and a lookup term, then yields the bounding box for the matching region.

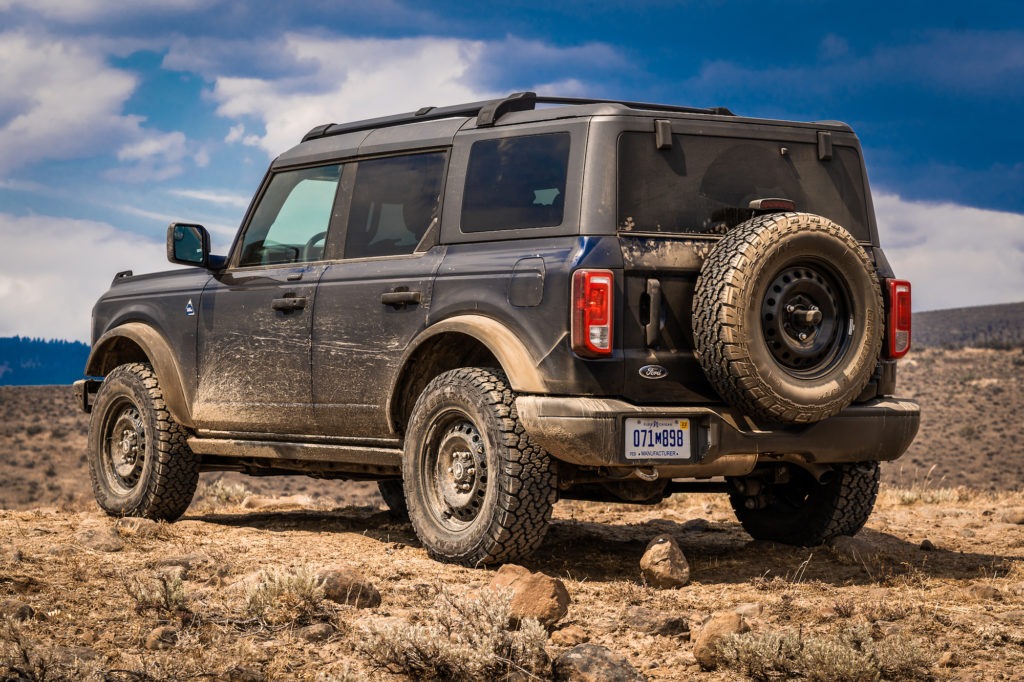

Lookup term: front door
[193,163,344,435]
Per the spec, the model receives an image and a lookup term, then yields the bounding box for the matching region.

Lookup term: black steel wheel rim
[760,260,852,378]
[102,397,147,493]
[421,410,490,530]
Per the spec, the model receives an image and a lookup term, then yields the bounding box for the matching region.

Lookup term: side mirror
[167,222,210,267]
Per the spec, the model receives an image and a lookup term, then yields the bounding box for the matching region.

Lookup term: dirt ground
[1,347,1022,680]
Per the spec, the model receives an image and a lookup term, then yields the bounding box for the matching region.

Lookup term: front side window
[344,152,446,259]
[237,164,343,267]
[617,133,870,240]
[461,132,570,233]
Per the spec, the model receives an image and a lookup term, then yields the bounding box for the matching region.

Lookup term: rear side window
[345,152,446,259]
[617,132,870,240]
[461,132,570,232]
[238,164,342,267]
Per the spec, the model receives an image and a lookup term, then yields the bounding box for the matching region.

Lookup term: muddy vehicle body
[76,93,920,565]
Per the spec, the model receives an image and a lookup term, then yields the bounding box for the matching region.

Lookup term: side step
[187,437,402,475]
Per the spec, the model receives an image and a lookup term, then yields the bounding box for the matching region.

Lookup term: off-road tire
[403,367,556,565]
[693,212,883,424]
[729,462,880,545]
[377,480,409,519]
[88,362,199,521]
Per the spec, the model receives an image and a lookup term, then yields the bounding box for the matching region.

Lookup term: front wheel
[403,368,556,565]
[728,462,879,546]
[87,362,199,521]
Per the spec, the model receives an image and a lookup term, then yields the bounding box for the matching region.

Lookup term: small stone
[734,602,763,618]
[49,645,101,665]
[639,535,690,588]
[937,651,959,667]
[960,528,976,538]
[551,624,589,646]
[999,610,1024,624]
[622,606,688,636]
[999,508,1024,525]
[972,584,1002,601]
[144,626,178,650]
[919,539,936,551]
[0,598,34,621]
[490,564,570,627]
[827,535,878,564]
[692,612,749,670]
[295,623,334,642]
[75,527,124,553]
[115,517,162,538]
[553,643,645,682]
[319,566,381,608]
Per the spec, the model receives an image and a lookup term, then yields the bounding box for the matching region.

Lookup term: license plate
[624,418,692,460]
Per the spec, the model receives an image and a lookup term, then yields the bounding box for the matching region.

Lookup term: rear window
[461,132,570,232]
[617,132,870,240]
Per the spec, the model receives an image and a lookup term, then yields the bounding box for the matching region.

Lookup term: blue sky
[1,0,1022,340]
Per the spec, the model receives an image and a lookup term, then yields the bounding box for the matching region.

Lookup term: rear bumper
[516,396,920,477]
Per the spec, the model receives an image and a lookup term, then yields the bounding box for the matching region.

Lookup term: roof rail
[301,92,734,142]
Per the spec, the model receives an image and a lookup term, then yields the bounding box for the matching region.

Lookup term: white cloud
[0,213,175,341]
[874,192,1024,311]
[207,34,499,155]
[0,0,207,22]
[0,31,140,175]
[169,188,250,209]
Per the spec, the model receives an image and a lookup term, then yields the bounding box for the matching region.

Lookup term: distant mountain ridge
[912,301,1024,349]
[0,337,90,386]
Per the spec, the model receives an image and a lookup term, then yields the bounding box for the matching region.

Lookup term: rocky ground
[1,347,1023,680]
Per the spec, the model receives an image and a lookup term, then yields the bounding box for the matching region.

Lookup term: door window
[344,152,446,259]
[238,164,343,267]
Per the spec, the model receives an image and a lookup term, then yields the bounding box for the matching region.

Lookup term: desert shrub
[123,573,188,617]
[246,567,326,627]
[1,617,103,681]
[357,586,549,681]
[717,625,934,682]
[194,479,251,509]
[24,425,44,437]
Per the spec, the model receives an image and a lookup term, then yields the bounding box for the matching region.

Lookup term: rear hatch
[615,127,874,405]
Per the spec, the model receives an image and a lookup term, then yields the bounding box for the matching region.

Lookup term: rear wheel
[728,462,880,546]
[87,363,199,521]
[403,367,556,565]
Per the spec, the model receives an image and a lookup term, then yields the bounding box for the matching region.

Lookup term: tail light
[571,269,614,357]
[886,279,912,358]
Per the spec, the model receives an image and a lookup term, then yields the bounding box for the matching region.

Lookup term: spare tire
[692,212,883,424]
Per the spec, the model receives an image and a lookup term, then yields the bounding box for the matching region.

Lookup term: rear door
[193,164,343,434]
[312,151,448,438]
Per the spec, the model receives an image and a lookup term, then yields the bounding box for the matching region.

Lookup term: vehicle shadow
[185,506,1022,587]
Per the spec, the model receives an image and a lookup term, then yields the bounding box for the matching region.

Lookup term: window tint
[617,133,870,240]
[238,164,342,267]
[461,133,570,232]
[344,152,446,259]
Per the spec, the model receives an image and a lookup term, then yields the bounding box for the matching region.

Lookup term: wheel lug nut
[799,332,808,341]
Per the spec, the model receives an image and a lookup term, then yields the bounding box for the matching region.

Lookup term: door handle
[645,278,662,347]
[380,290,422,308]
[271,296,307,311]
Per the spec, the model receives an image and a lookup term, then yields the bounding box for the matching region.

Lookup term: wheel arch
[86,322,194,428]
[387,315,547,436]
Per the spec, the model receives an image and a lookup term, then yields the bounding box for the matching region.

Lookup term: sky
[1,0,1022,342]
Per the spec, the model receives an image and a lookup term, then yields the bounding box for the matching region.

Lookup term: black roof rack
[301,92,734,142]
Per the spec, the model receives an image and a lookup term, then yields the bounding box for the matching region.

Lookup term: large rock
[0,598,34,622]
[553,644,645,682]
[74,527,124,553]
[692,612,748,670]
[639,535,690,588]
[999,508,1024,525]
[621,606,688,636]
[489,564,570,627]
[319,567,381,608]
[827,535,879,565]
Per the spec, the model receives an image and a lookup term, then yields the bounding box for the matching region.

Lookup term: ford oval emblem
[639,364,668,380]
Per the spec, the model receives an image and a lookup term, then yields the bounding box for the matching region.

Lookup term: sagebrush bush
[357,586,549,681]
[123,573,188,616]
[246,567,326,627]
